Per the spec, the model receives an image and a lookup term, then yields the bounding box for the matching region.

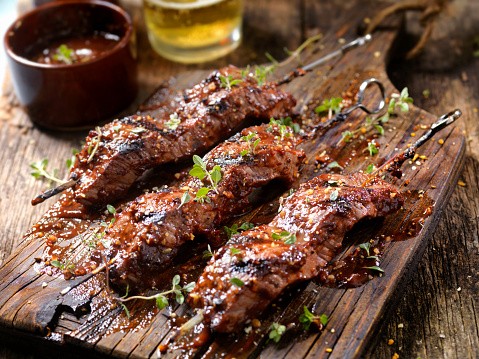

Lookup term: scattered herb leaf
[269,322,286,343]
[230,277,244,287]
[299,305,328,330]
[165,113,181,130]
[329,189,339,201]
[363,265,384,273]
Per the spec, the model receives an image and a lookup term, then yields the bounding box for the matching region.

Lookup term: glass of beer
[143,0,242,64]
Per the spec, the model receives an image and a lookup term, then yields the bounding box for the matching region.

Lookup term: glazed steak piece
[81,123,305,291]
[69,66,297,207]
[189,173,404,333]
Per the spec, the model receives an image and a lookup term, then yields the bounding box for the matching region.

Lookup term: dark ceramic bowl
[4,0,137,130]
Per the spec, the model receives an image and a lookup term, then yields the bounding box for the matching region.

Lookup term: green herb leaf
[315,97,343,115]
[219,74,242,90]
[106,204,116,215]
[155,295,169,310]
[374,124,385,135]
[192,155,205,168]
[29,158,64,187]
[50,260,63,270]
[366,163,374,174]
[359,242,371,256]
[327,161,343,170]
[210,165,222,186]
[175,291,185,305]
[121,303,130,318]
[203,249,213,258]
[189,165,206,180]
[172,274,180,286]
[341,130,353,143]
[165,114,181,130]
[203,244,214,258]
[178,191,191,209]
[283,233,297,244]
[329,189,339,201]
[224,222,254,239]
[269,322,286,343]
[128,127,146,133]
[230,277,244,287]
[368,142,378,156]
[230,247,241,256]
[66,148,79,169]
[182,282,196,293]
[363,265,384,273]
[272,230,297,244]
[53,44,74,64]
[195,187,211,201]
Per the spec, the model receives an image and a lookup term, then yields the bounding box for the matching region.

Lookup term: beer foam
[145,0,225,10]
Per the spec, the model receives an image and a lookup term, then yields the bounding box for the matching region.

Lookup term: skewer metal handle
[302,34,372,72]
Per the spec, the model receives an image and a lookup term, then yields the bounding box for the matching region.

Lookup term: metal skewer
[362,109,462,186]
[306,77,386,139]
[276,34,372,85]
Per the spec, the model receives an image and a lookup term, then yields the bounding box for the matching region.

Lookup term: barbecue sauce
[29,32,120,65]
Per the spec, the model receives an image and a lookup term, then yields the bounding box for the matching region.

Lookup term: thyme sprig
[189,155,222,203]
[91,204,116,249]
[315,97,343,119]
[340,87,413,144]
[299,306,328,330]
[53,44,75,65]
[268,322,286,343]
[240,133,261,156]
[165,113,181,130]
[87,126,102,162]
[66,148,79,170]
[50,258,75,274]
[219,74,243,90]
[30,159,65,187]
[203,244,215,258]
[118,275,195,312]
[359,242,378,259]
[272,230,297,244]
[224,222,254,239]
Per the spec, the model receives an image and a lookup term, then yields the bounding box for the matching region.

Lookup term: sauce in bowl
[29,32,120,65]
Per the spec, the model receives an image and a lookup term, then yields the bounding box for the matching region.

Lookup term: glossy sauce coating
[76,123,305,291]
[68,66,296,207]
[189,173,404,332]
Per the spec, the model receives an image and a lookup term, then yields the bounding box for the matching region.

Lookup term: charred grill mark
[137,211,167,225]
[117,140,143,156]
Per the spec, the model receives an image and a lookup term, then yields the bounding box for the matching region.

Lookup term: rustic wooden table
[0,0,478,358]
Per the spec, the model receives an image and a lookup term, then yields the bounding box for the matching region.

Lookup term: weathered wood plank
[0,0,474,359]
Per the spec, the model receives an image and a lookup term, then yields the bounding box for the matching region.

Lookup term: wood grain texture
[0,0,476,359]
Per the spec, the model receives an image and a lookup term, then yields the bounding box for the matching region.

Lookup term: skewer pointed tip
[31,179,78,206]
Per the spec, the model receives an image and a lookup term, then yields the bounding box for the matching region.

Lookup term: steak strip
[78,123,305,292]
[188,173,403,332]
[55,66,296,207]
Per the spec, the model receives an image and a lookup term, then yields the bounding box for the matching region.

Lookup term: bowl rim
[3,0,134,69]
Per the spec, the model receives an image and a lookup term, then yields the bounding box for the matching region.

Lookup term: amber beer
[143,0,242,63]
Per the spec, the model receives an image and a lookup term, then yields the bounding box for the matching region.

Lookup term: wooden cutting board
[0,1,465,358]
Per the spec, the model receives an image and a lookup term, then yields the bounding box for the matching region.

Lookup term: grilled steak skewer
[33,66,296,207]
[188,173,403,332]
[79,123,305,291]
